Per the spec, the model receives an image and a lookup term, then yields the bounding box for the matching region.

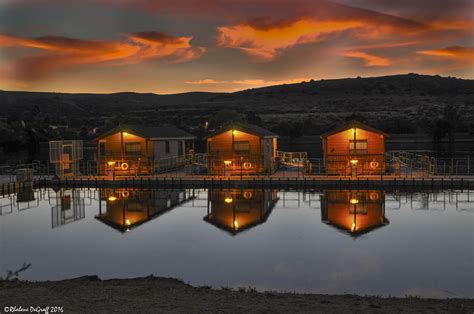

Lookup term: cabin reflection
[96,189,191,232]
[321,190,388,237]
[204,189,279,235]
[51,189,85,228]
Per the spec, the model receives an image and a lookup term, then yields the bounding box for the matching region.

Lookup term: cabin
[321,121,388,176]
[95,189,190,232]
[204,189,279,235]
[204,123,278,176]
[320,190,388,237]
[96,125,195,175]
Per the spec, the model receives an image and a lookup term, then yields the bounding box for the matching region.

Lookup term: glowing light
[234,220,239,229]
[108,196,117,201]
[352,128,356,134]
[350,159,359,165]
[224,160,232,166]
[232,130,237,135]
[125,219,131,226]
[107,161,116,167]
[123,132,128,136]
[351,222,356,232]
[224,197,233,204]
[350,198,359,205]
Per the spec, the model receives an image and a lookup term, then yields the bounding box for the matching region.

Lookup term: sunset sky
[0,0,472,93]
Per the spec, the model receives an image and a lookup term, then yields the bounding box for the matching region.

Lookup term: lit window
[349,140,368,154]
[234,141,250,153]
[125,142,141,156]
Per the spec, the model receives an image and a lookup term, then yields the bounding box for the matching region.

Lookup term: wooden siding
[207,129,276,175]
[324,128,385,175]
[98,132,154,175]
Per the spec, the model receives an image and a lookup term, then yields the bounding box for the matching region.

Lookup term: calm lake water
[0,188,473,298]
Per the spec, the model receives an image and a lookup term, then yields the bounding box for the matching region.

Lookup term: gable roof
[320,120,389,138]
[204,122,278,140]
[323,218,390,238]
[96,124,195,140]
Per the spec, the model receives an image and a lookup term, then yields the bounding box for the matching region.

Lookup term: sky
[0,0,472,94]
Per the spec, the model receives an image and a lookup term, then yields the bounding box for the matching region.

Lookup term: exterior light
[107,161,116,167]
[108,196,117,201]
[224,160,232,166]
[125,219,131,226]
[350,198,359,205]
[224,197,233,204]
[352,128,356,134]
[234,220,239,229]
[351,222,356,232]
[204,121,209,129]
[123,132,128,136]
[232,130,237,135]
[350,159,359,165]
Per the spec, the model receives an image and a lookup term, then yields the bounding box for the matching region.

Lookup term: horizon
[0,0,473,94]
[0,72,471,95]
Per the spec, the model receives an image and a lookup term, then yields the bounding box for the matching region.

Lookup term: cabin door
[61,144,74,176]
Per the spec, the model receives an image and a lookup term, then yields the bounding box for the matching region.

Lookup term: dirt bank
[1,276,473,313]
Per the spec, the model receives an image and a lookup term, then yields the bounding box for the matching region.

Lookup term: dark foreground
[1,276,473,313]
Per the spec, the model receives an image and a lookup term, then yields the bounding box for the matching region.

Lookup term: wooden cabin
[320,190,388,237]
[95,189,190,232]
[96,125,195,175]
[204,189,279,235]
[321,121,388,176]
[205,123,278,176]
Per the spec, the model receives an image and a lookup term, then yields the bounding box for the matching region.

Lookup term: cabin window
[234,141,250,153]
[125,142,141,156]
[349,140,368,154]
[165,141,170,153]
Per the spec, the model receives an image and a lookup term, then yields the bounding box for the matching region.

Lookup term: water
[1,188,473,298]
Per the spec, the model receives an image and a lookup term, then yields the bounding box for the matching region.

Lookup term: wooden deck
[26,175,474,191]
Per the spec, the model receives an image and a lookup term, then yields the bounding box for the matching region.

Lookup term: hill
[0,74,473,151]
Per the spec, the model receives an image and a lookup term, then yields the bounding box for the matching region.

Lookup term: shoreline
[1,276,473,313]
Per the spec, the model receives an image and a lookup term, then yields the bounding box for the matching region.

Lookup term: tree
[209,109,244,129]
[430,104,460,156]
[245,111,262,125]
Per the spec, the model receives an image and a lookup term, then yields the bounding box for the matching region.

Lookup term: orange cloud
[217,18,361,61]
[339,51,391,66]
[126,31,205,63]
[0,31,205,80]
[417,46,474,61]
[216,14,426,61]
[185,77,311,87]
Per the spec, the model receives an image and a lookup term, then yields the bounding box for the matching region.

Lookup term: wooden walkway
[27,175,474,191]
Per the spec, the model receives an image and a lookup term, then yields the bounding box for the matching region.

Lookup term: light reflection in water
[204,189,279,235]
[321,190,388,237]
[0,188,473,298]
[96,189,192,232]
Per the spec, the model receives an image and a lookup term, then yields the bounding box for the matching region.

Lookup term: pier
[28,175,474,191]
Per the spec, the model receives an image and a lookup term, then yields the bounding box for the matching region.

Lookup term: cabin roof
[320,120,389,138]
[96,124,195,140]
[323,218,390,238]
[204,122,278,140]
